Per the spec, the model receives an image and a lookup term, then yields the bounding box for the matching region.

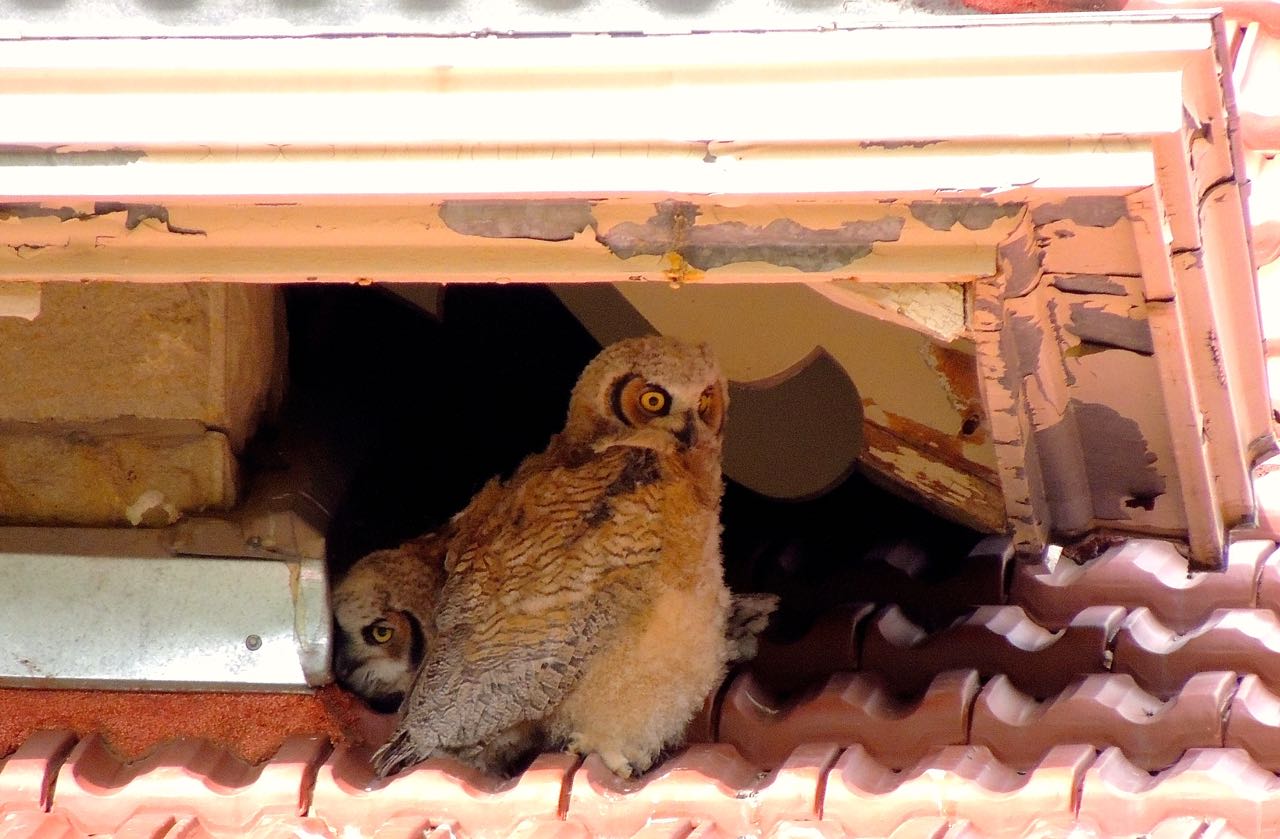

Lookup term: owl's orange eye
[369,623,394,644]
[638,388,668,415]
[698,390,713,415]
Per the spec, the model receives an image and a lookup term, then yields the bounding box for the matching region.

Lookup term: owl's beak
[674,410,697,449]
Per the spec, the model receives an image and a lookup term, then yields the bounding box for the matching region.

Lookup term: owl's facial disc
[608,375,724,449]
[334,608,427,713]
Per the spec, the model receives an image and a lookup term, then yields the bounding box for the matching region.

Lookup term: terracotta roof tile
[718,670,977,771]
[821,744,1094,838]
[0,812,83,839]
[749,603,872,695]
[970,672,1233,770]
[1009,539,1272,633]
[1077,747,1280,837]
[1223,674,1280,770]
[862,604,1123,698]
[1112,608,1280,699]
[310,744,576,839]
[831,536,1012,627]
[1147,819,1252,839]
[0,731,75,817]
[565,744,823,839]
[49,734,329,836]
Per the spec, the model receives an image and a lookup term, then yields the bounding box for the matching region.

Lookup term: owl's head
[331,539,445,713]
[565,335,728,452]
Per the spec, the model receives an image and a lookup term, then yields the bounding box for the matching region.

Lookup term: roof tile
[310,744,576,839]
[49,734,329,836]
[1078,747,1280,836]
[749,603,872,694]
[1112,608,1280,699]
[821,744,1094,837]
[970,672,1233,770]
[718,670,977,771]
[565,744,821,839]
[862,605,1123,698]
[0,731,77,816]
[1223,674,1280,770]
[1009,539,1270,633]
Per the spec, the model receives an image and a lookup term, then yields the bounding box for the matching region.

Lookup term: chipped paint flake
[862,420,1006,533]
[91,203,205,236]
[1035,400,1167,525]
[598,200,905,272]
[1065,302,1154,355]
[0,145,145,167]
[1049,274,1128,296]
[996,234,1045,300]
[1031,197,1129,228]
[0,203,87,223]
[438,200,595,242]
[0,202,204,236]
[908,201,1022,232]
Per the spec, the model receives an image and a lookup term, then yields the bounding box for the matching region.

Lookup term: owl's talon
[371,729,422,778]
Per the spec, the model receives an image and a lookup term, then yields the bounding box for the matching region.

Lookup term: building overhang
[0,13,1270,567]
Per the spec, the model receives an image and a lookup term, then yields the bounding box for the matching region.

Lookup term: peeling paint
[859,140,944,150]
[0,202,204,236]
[908,201,1021,232]
[0,145,145,167]
[598,201,904,272]
[1031,197,1129,228]
[0,203,87,223]
[861,420,1006,533]
[997,234,1045,299]
[1065,303,1153,355]
[1036,400,1167,525]
[1049,274,1127,296]
[438,200,595,242]
[91,203,205,236]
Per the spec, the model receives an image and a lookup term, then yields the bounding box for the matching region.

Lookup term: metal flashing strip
[0,416,340,692]
[0,526,331,692]
[0,14,1271,566]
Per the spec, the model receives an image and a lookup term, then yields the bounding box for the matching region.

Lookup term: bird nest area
[0,281,984,770]
[298,282,983,628]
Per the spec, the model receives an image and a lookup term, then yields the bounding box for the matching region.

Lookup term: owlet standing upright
[372,335,733,778]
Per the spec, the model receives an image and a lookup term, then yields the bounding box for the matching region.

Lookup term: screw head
[245,634,262,651]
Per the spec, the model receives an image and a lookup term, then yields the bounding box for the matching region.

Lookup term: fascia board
[0,13,1270,569]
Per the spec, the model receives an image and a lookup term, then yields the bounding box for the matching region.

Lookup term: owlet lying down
[334,534,777,721]
[357,335,750,779]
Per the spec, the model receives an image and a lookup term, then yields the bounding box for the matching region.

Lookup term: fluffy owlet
[334,531,777,716]
[331,533,448,713]
[371,335,736,779]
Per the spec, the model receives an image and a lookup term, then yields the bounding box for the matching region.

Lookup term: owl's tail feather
[371,728,427,778]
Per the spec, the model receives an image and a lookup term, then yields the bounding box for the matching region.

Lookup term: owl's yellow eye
[698,391,712,414]
[370,623,394,644]
[638,388,668,414]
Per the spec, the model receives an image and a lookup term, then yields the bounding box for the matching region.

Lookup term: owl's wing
[372,443,666,777]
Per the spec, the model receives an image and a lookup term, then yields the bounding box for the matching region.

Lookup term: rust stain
[875,409,997,477]
[660,251,704,284]
[923,344,988,445]
[1207,329,1227,387]
[861,420,1005,533]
